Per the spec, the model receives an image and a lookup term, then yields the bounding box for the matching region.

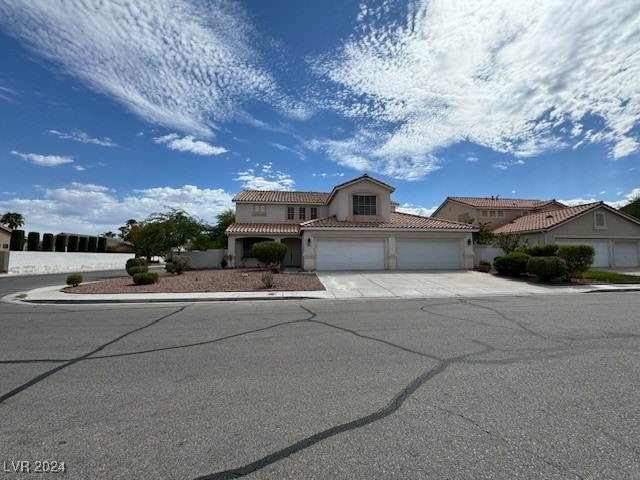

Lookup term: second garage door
[556,239,610,267]
[397,240,462,270]
[315,240,385,270]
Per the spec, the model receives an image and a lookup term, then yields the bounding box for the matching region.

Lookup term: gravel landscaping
[62,268,326,294]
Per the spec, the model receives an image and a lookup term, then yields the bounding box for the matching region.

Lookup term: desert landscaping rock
[62,269,325,294]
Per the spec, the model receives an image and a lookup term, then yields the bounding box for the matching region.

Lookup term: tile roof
[301,212,476,230]
[226,223,301,235]
[447,197,561,209]
[232,190,330,204]
[492,203,601,234]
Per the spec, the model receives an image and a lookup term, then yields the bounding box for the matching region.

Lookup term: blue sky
[1,0,638,235]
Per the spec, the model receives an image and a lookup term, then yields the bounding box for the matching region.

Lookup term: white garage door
[397,240,462,270]
[316,240,385,270]
[556,239,610,267]
[614,241,640,268]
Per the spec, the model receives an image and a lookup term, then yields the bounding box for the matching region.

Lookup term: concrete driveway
[315,270,599,299]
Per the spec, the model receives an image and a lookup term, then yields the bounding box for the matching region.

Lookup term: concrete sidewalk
[5,270,638,304]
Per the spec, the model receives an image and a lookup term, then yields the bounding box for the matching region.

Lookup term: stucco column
[463,235,475,269]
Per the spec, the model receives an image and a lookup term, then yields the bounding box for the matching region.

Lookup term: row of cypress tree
[9,230,107,253]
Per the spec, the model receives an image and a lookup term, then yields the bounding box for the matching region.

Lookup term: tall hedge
[10,230,25,251]
[250,241,287,267]
[97,237,107,253]
[42,233,55,251]
[521,244,559,257]
[88,236,98,252]
[55,234,67,252]
[78,237,88,252]
[493,252,530,277]
[67,235,79,252]
[27,232,40,251]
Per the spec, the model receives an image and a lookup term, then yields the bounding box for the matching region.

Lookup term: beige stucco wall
[0,229,10,250]
[328,180,392,222]
[551,208,640,240]
[235,203,329,223]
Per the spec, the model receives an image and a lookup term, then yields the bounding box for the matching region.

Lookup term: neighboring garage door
[315,240,385,270]
[556,239,610,267]
[397,240,462,270]
[614,241,640,267]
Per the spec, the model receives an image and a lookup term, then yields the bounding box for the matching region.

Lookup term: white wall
[172,250,224,269]
[4,251,134,274]
[474,246,504,266]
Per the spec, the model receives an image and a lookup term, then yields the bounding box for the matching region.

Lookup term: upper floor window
[353,195,377,216]
[287,206,295,220]
[310,207,318,220]
[299,207,306,220]
[594,212,606,229]
[253,204,266,215]
[481,209,504,218]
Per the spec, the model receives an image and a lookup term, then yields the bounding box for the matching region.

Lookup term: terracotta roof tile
[233,191,330,204]
[301,212,476,230]
[448,197,560,209]
[492,203,600,234]
[226,223,300,235]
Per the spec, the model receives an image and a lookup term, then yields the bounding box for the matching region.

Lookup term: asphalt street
[1,275,639,479]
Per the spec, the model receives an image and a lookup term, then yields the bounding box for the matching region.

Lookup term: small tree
[88,236,98,252]
[250,241,287,271]
[97,237,107,253]
[1,212,25,230]
[55,234,67,252]
[495,233,521,253]
[557,245,595,281]
[472,221,494,245]
[67,235,79,252]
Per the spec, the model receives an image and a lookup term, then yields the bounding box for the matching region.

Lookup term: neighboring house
[0,224,11,250]
[432,196,566,229]
[492,202,640,268]
[227,174,477,271]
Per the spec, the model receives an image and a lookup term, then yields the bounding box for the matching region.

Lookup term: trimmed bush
[526,256,567,282]
[250,241,287,268]
[10,230,25,251]
[27,231,40,251]
[493,252,531,277]
[558,244,596,280]
[66,273,83,287]
[126,258,148,276]
[67,235,79,252]
[165,256,190,274]
[78,237,88,252]
[133,271,159,285]
[88,236,98,252]
[97,237,107,253]
[521,244,559,257]
[128,266,149,276]
[55,234,67,252]
[42,233,55,251]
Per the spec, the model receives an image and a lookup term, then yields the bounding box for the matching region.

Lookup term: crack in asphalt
[0,305,190,405]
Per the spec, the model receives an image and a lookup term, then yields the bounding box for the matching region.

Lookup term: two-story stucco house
[0,225,11,250]
[226,174,477,271]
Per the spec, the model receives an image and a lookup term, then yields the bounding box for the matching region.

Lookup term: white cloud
[154,133,227,156]
[0,1,304,136]
[11,150,74,167]
[560,187,640,209]
[396,203,437,217]
[47,129,117,147]
[234,166,295,190]
[0,183,234,235]
[314,0,640,179]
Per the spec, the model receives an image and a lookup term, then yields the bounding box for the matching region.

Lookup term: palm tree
[1,212,24,230]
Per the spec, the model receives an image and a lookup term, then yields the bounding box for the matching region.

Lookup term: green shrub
[526,256,567,282]
[557,244,596,280]
[67,235,79,252]
[55,234,67,252]
[10,230,25,251]
[521,244,559,257]
[250,241,287,268]
[133,271,159,285]
[493,252,531,277]
[88,236,98,252]
[27,231,40,251]
[261,270,273,288]
[66,273,83,287]
[165,256,190,274]
[97,237,107,253]
[126,258,148,276]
